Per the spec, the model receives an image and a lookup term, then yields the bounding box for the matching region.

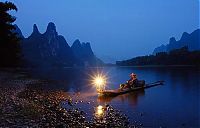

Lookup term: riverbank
[0,70,138,127]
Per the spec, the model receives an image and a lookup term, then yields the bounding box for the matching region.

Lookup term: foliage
[116,47,200,66]
[0,1,20,67]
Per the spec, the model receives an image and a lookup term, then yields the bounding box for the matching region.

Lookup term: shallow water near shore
[0,66,199,127]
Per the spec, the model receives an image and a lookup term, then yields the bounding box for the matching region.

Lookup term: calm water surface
[11,67,200,127]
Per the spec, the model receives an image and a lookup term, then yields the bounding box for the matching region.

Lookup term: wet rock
[0,71,137,128]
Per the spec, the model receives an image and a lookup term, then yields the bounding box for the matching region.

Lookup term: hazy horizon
[5,0,199,63]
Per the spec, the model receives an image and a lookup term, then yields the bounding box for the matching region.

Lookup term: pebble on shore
[0,71,138,128]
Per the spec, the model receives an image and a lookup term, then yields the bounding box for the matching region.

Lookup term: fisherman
[127,73,138,88]
[120,73,138,90]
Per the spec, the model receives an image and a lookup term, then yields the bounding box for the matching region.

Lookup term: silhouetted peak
[71,39,81,48]
[182,32,189,36]
[29,24,40,37]
[33,24,40,34]
[85,42,90,45]
[13,24,24,38]
[86,42,91,47]
[82,42,94,55]
[46,22,57,34]
[169,37,176,44]
[180,32,190,41]
[82,42,92,48]
[191,29,200,35]
[153,29,200,54]
[13,24,18,29]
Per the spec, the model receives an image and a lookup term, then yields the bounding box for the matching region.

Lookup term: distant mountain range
[116,29,200,66]
[14,22,103,67]
[116,46,200,66]
[153,29,200,54]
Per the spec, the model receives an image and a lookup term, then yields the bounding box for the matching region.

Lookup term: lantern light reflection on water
[95,105,106,119]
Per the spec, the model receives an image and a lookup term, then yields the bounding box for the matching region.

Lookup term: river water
[28,66,199,127]
[1,66,199,127]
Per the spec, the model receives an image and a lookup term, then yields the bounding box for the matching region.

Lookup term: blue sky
[5,0,199,62]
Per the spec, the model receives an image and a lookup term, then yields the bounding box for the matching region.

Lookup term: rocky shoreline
[0,70,140,128]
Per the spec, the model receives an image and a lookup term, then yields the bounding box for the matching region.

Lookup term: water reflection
[26,67,93,92]
[94,105,106,119]
[1,66,199,127]
[97,90,145,107]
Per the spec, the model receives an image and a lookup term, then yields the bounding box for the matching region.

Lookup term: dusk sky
[5,0,199,62]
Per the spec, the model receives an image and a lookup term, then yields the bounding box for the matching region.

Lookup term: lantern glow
[94,77,105,86]
[91,73,107,91]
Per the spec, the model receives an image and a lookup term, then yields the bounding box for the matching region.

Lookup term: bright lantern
[91,74,107,91]
[94,77,105,86]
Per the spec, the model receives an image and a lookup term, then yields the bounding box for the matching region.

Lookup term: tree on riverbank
[116,47,200,66]
[0,1,21,67]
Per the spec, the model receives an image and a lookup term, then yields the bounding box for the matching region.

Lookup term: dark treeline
[0,1,21,67]
[116,47,200,66]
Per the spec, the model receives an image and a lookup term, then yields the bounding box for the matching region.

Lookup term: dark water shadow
[97,90,145,107]
[21,67,94,92]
